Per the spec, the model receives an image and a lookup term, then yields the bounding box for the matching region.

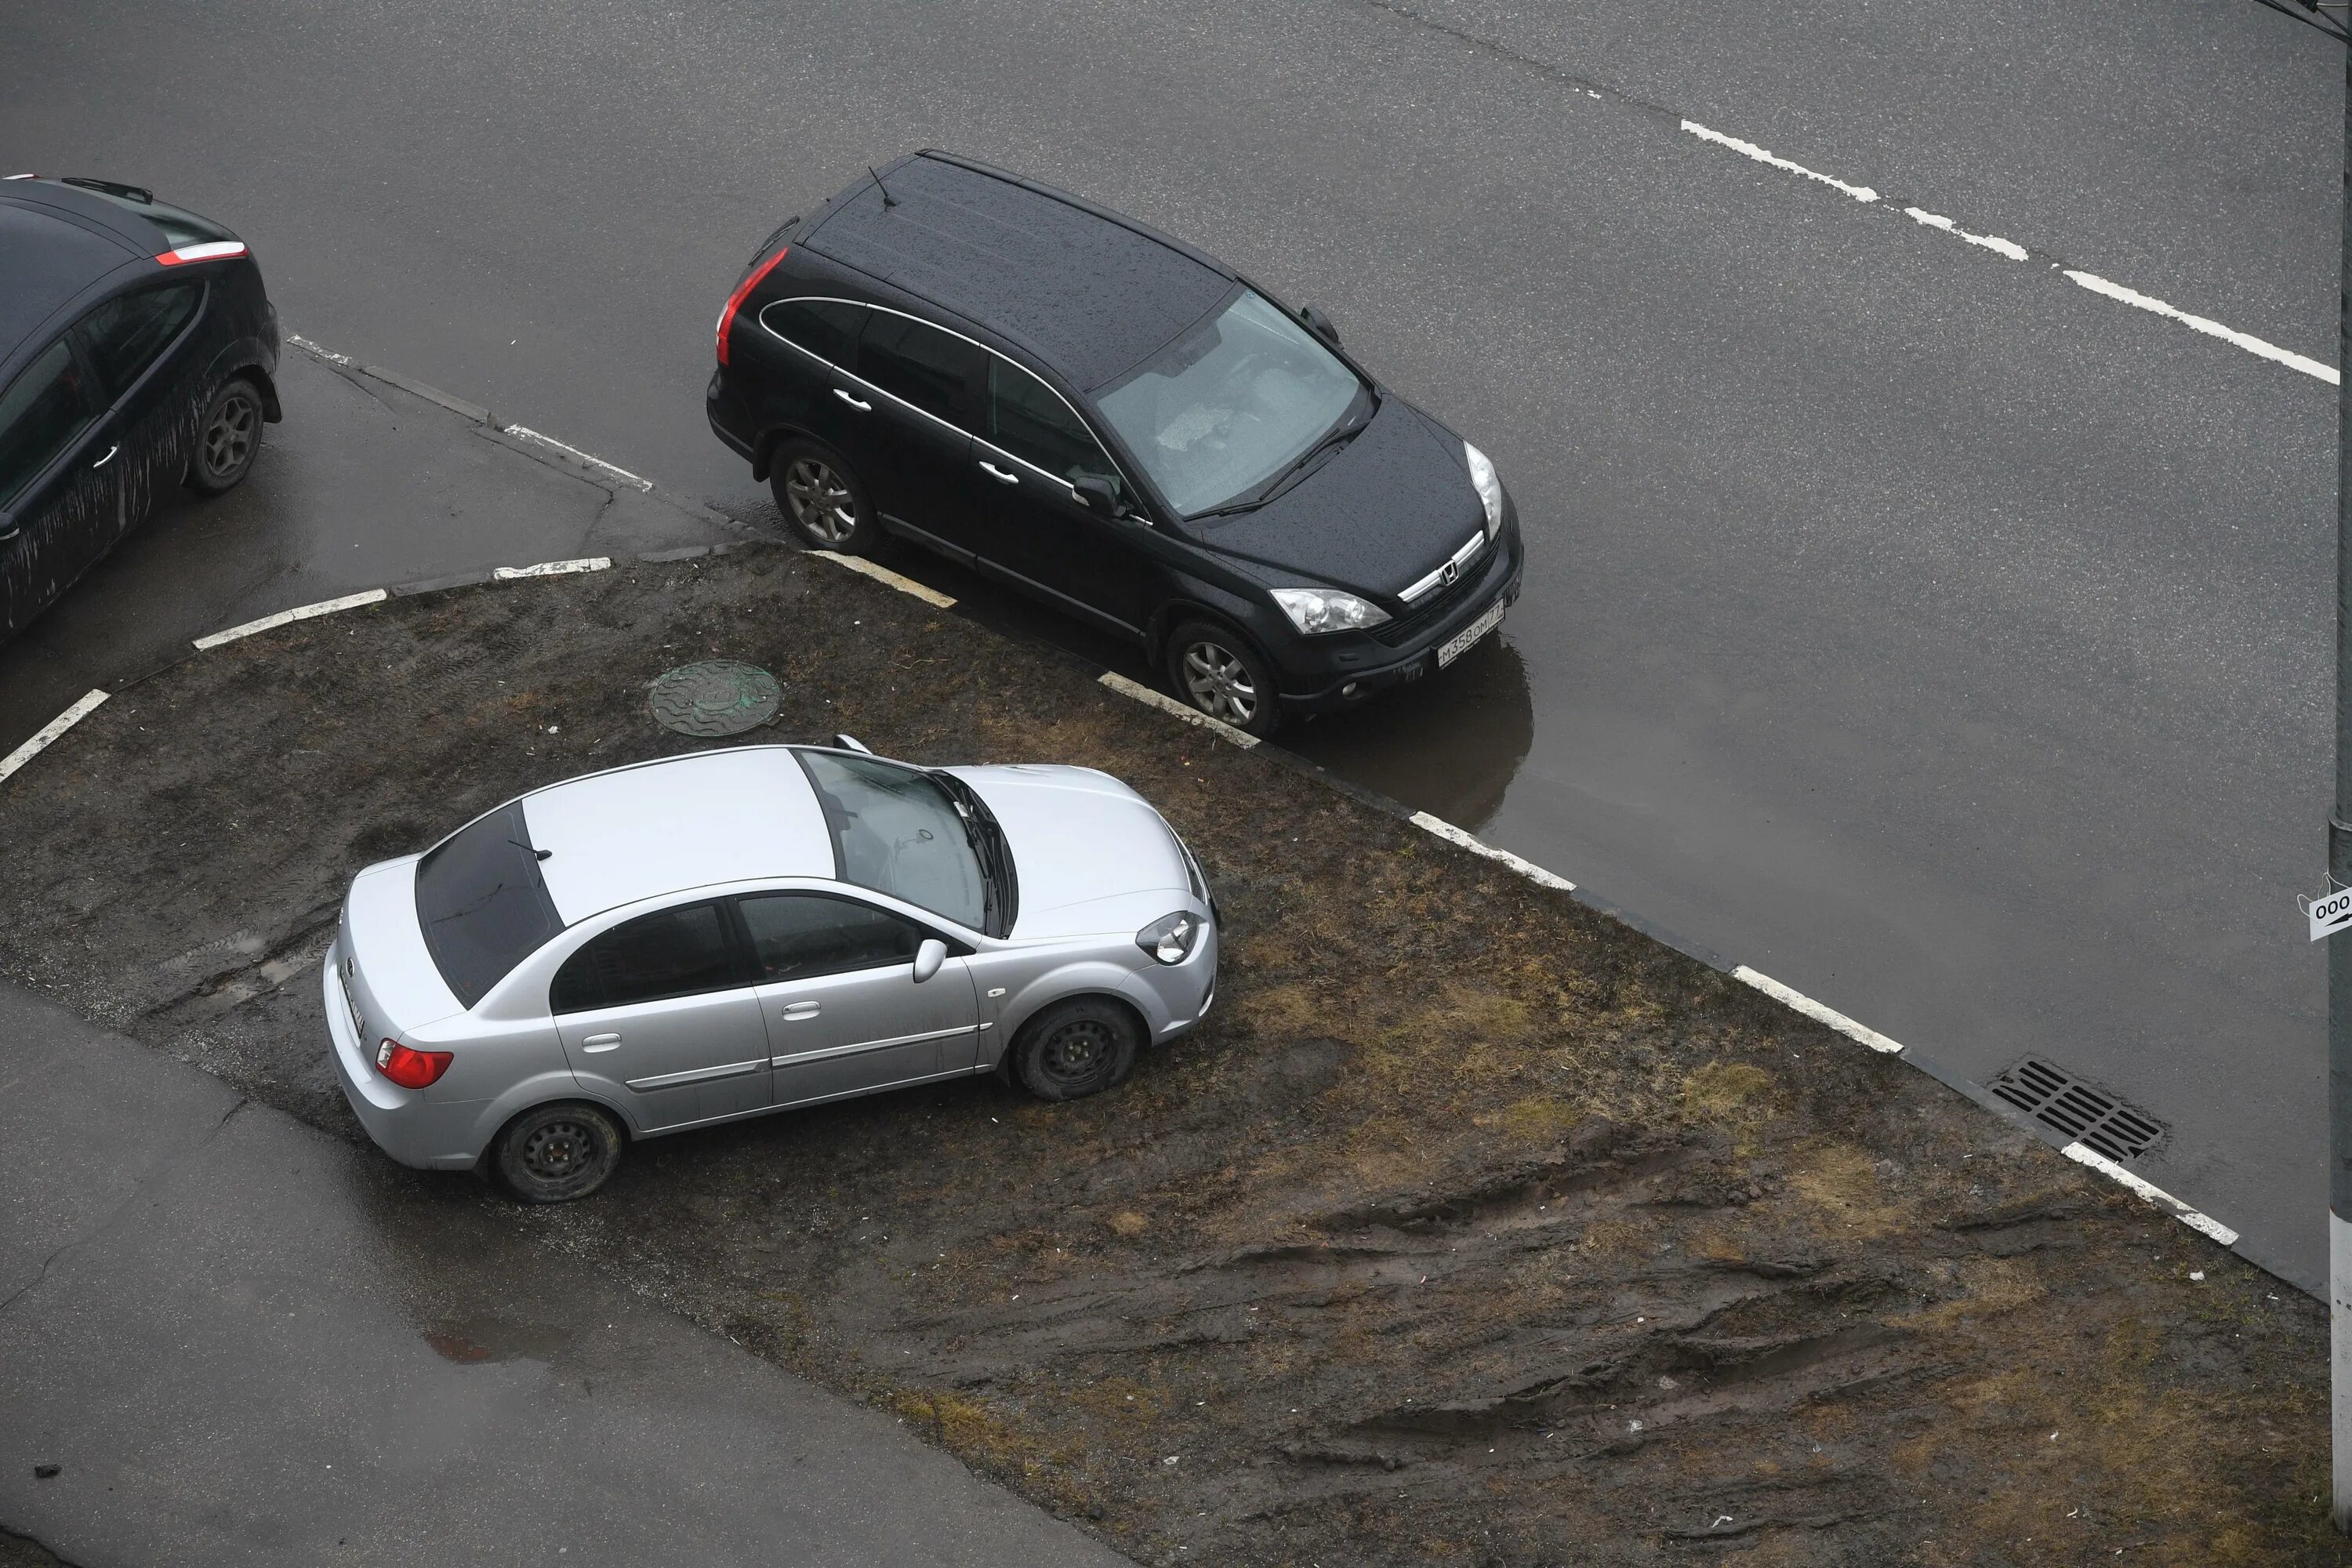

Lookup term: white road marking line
[192,589,389,650]
[1730,967,1906,1054]
[807,550,958,608]
[0,690,108,786]
[493,557,610,580]
[2061,1142,2241,1247]
[1679,119,1878,203]
[499,424,655,491]
[1407,811,1577,891]
[286,333,354,367]
[1901,207,2028,262]
[2061,269,2338,385]
[1095,672,1258,748]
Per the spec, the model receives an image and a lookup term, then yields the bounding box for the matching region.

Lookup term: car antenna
[869,165,898,209]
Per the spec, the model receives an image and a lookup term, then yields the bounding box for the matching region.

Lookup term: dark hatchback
[0,175,280,647]
[707,151,1521,736]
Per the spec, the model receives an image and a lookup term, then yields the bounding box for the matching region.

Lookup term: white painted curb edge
[2063,1142,2240,1246]
[0,689,108,786]
[807,550,958,609]
[1410,810,1575,891]
[192,589,390,650]
[1732,965,1904,1054]
[1097,672,1258,748]
[494,557,612,580]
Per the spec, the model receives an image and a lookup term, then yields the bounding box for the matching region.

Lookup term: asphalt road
[2,0,2339,1293]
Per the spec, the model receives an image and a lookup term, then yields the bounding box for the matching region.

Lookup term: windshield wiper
[1185,408,1371,523]
[933,772,1015,935]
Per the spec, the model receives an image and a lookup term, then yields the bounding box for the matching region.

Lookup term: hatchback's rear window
[415,800,564,1008]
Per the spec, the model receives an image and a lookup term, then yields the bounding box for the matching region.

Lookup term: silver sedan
[323,740,1217,1200]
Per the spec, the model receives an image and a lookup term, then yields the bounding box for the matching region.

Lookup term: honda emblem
[1441,561,1459,586]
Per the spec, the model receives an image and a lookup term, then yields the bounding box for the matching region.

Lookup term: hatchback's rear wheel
[1011,997,1142,1102]
[1165,620,1282,738]
[493,1102,624,1203]
[187,377,263,494]
[769,439,880,554]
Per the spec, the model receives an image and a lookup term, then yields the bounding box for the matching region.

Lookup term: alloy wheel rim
[1180,641,1258,724]
[521,1119,595,1180]
[783,458,856,542]
[1041,1019,1112,1087]
[202,394,257,477]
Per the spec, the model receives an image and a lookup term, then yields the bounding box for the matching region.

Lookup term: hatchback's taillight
[155,241,248,267]
[715,245,788,366]
[376,1038,453,1090]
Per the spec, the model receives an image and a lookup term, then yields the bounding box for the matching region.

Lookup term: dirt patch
[0,546,2339,1566]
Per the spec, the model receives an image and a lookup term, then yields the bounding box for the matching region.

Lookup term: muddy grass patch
[0,546,2339,1566]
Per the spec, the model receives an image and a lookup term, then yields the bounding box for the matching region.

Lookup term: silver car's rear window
[415,800,564,1008]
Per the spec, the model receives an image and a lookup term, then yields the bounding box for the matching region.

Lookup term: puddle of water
[422,1316,575,1365]
[1285,636,1534,833]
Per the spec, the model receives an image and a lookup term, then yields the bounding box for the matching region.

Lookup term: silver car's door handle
[581,1033,622,1052]
[833,388,871,412]
[780,1001,821,1020]
[978,461,1019,485]
[92,445,118,469]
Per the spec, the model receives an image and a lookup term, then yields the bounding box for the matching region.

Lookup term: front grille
[1374,566,1480,646]
[1990,1058,2165,1163]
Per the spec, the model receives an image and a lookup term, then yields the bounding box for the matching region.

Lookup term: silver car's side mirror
[911,938,947,983]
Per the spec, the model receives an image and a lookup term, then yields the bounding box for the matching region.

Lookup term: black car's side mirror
[1299,305,1341,346]
[1071,477,1120,518]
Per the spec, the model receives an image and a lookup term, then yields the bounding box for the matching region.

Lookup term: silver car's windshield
[1094,289,1363,517]
[797,751,987,930]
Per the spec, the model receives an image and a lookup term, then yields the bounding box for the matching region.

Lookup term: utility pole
[2325,0,2352,1533]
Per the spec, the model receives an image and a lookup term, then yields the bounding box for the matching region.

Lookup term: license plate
[1437,597,1508,668]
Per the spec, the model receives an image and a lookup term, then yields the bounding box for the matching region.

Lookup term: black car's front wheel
[492,1102,625,1203]
[769,439,880,554]
[187,377,264,495]
[1166,620,1282,738]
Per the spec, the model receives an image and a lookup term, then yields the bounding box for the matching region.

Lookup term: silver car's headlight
[1464,441,1504,539]
[1271,586,1392,635]
[1136,910,1203,965]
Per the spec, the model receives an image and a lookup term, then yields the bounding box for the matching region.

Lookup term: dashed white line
[2061,1142,2240,1247]
[1408,811,1576,891]
[493,557,611,580]
[192,589,389,650]
[2061,269,2337,385]
[1902,207,2028,262]
[808,549,958,608]
[0,690,108,786]
[1680,119,1878,203]
[1731,966,1907,1054]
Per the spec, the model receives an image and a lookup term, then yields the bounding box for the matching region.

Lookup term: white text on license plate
[1437,599,1507,668]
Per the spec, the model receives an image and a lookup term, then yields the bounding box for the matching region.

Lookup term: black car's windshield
[415,800,564,1008]
[797,751,990,931]
[1094,289,1364,517]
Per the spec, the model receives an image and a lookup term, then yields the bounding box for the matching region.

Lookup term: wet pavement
[0,981,1127,1568]
[0,0,2339,1296]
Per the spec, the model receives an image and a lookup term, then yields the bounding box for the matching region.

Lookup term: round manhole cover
[648,660,782,737]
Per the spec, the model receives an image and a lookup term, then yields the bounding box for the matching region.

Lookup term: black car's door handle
[92,445,118,469]
[978,461,1019,485]
[832,388,872,412]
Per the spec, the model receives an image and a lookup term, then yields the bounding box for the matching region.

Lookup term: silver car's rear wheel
[1011,997,1142,1102]
[493,1102,624,1203]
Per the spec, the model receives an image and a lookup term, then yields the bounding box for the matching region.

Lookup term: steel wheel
[493,1102,623,1203]
[782,456,857,543]
[518,1116,598,1181]
[1011,997,1142,1101]
[1180,639,1259,726]
[1037,1017,1115,1091]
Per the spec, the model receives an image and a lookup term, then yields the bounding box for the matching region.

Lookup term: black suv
[707,151,1521,736]
[0,175,280,646]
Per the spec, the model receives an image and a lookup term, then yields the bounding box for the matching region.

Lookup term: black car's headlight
[1271,586,1392,634]
[1465,441,1504,539]
[1136,910,1204,965]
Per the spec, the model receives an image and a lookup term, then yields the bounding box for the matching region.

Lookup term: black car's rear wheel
[187,377,263,494]
[1166,620,1282,738]
[492,1102,625,1203]
[769,439,880,554]
[1011,997,1142,1102]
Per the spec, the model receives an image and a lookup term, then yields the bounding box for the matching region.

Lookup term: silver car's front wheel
[1011,997,1142,1102]
[1167,621,1280,738]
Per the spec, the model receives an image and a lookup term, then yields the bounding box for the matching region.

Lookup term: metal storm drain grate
[1990,1058,2165,1163]
[648,660,782,737]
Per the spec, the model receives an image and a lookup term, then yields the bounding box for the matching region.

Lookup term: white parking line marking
[1680,119,1878,203]
[499,425,655,491]
[2061,1142,2241,1247]
[285,332,354,367]
[1096,672,1258,748]
[1408,811,1576,891]
[2061,270,2337,385]
[0,690,108,786]
[493,557,611,580]
[1902,207,2028,262]
[808,550,957,608]
[1731,966,1906,1054]
[192,589,389,650]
